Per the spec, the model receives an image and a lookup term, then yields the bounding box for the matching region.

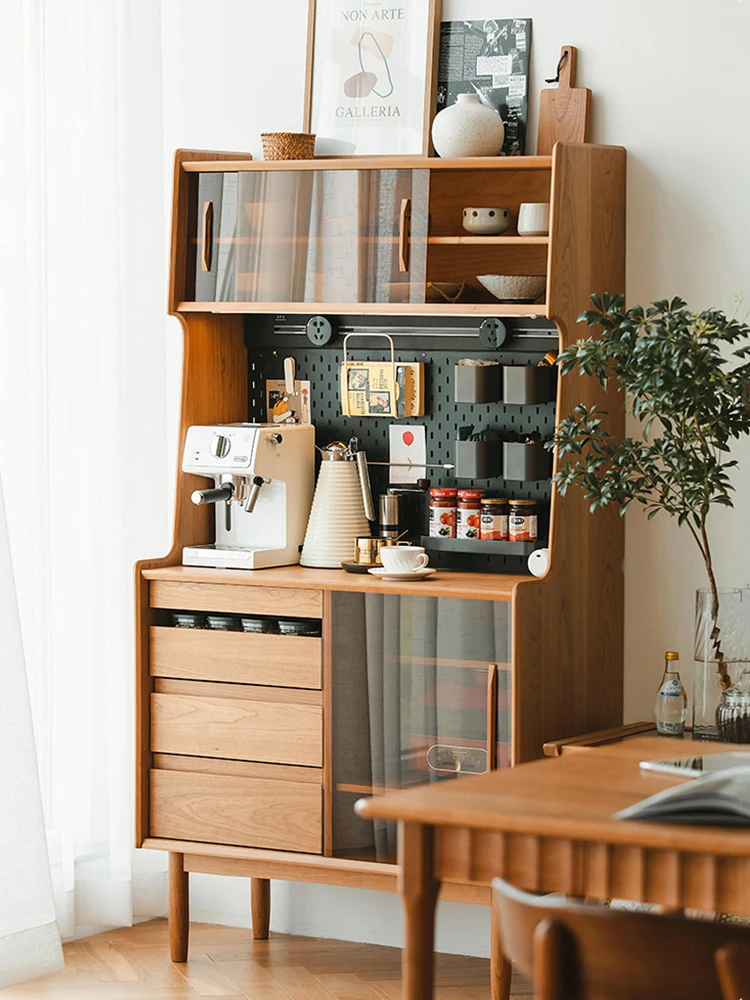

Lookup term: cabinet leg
[400,823,440,1000]
[251,878,271,940]
[168,852,189,963]
[490,895,512,1000]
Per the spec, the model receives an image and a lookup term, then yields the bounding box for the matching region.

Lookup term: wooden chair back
[493,878,750,1000]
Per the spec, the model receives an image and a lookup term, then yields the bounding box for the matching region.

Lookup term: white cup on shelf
[518,203,551,236]
[380,546,429,574]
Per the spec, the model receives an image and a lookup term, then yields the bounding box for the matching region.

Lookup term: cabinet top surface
[141,564,533,601]
[181,154,554,174]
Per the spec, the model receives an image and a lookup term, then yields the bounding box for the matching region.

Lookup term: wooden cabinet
[187,167,429,305]
[139,144,627,961]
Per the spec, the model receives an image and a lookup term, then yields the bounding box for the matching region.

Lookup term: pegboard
[244,316,558,573]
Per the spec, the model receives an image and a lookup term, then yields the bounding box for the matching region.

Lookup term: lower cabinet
[150,763,322,853]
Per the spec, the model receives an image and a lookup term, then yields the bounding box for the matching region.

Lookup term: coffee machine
[181,423,315,570]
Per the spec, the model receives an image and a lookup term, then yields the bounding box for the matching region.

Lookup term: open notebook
[615,766,750,825]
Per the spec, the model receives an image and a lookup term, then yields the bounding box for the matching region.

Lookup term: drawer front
[150,767,322,853]
[151,687,323,766]
[150,626,322,689]
[149,581,322,619]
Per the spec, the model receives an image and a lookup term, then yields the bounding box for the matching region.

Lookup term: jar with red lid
[456,489,485,540]
[429,488,458,538]
[480,498,509,541]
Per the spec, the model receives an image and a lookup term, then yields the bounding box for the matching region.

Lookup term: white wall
[157,0,750,957]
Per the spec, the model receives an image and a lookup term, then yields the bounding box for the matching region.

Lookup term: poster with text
[310,0,432,156]
[436,18,532,156]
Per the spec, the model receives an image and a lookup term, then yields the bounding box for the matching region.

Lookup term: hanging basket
[260,132,316,160]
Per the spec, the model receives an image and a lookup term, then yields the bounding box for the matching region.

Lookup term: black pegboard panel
[245,316,558,573]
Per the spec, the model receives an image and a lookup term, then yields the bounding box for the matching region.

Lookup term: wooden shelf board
[176,300,548,319]
[190,235,549,247]
[141,564,532,602]
[428,235,549,246]
[182,155,554,174]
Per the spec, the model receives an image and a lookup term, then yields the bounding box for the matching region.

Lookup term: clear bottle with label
[654,651,687,737]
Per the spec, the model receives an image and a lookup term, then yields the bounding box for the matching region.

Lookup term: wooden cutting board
[537,45,591,154]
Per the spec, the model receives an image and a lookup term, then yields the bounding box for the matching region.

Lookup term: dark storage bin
[454,364,502,404]
[455,440,502,479]
[503,441,552,481]
[503,366,553,405]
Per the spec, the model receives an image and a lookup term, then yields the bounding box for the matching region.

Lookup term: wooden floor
[0,921,533,1000]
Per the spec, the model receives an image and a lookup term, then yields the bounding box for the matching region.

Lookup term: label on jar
[509,513,538,542]
[429,504,456,538]
[457,507,481,540]
[656,720,685,735]
[480,513,509,541]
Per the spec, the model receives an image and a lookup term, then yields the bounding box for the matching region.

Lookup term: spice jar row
[429,488,538,542]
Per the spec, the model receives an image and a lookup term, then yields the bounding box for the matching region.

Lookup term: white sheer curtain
[0,0,172,940]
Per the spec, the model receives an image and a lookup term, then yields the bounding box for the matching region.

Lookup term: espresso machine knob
[209,434,231,459]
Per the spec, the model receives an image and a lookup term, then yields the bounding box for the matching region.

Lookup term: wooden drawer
[150,626,321,689]
[151,679,322,766]
[150,764,322,853]
[149,581,322,619]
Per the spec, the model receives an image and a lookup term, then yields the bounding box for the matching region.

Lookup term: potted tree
[551,294,750,740]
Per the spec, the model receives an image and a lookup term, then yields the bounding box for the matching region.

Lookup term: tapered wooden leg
[490,894,512,1000]
[251,877,271,940]
[168,852,189,963]
[399,823,440,1000]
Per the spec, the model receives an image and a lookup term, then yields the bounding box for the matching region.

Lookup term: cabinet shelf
[177,300,548,318]
[421,536,544,557]
[428,235,549,246]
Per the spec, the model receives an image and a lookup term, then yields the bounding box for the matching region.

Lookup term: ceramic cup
[462,207,511,236]
[379,545,429,574]
[517,203,551,236]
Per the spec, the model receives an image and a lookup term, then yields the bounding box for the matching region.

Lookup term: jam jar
[509,499,538,542]
[457,489,485,540]
[480,499,509,541]
[429,488,458,538]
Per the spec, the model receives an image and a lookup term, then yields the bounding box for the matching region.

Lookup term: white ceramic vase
[431,93,505,158]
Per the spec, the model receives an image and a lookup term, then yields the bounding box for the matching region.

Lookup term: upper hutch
[136,143,626,965]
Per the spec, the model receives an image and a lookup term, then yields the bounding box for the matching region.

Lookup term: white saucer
[368,567,437,581]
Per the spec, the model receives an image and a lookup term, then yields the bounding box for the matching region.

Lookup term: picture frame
[303,0,442,157]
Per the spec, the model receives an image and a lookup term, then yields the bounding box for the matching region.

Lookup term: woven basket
[261,132,316,161]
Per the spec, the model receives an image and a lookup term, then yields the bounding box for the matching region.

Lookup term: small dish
[477,274,546,303]
[342,560,380,575]
[462,207,511,236]
[368,567,437,581]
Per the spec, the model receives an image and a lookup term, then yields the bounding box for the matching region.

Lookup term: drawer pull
[201,200,213,272]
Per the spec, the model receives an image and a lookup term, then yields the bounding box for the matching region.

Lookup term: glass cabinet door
[188,168,428,305]
[329,593,511,863]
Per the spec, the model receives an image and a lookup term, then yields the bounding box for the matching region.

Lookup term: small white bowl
[462,207,511,236]
[477,274,547,303]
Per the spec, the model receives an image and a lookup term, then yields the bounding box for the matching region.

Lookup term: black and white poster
[436,18,532,157]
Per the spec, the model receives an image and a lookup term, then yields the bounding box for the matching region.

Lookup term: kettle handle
[355,451,376,522]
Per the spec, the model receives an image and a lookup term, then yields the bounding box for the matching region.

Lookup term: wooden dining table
[356,736,750,1000]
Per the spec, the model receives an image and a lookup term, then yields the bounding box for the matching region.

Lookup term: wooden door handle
[486,663,498,771]
[398,197,411,273]
[201,200,213,272]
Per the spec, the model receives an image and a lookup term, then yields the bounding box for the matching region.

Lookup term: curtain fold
[0,0,171,944]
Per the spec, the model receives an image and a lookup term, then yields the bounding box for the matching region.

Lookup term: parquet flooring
[0,921,533,1000]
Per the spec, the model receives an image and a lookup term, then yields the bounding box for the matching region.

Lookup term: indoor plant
[551,294,750,738]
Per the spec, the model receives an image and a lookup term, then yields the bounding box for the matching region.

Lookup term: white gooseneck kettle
[300,438,375,568]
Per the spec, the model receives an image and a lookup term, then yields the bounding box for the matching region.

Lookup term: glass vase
[692,587,744,740]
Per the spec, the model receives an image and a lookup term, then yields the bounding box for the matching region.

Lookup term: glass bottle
[654,651,687,737]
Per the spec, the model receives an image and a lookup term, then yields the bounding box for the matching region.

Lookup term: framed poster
[436,18,532,156]
[304,0,441,156]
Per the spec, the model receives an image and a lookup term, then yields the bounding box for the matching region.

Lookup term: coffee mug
[517,202,550,236]
[379,545,429,574]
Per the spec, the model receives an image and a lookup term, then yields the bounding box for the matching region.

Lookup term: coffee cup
[379,545,429,574]
[517,202,550,236]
